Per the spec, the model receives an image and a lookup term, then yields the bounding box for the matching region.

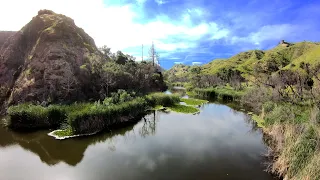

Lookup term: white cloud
[0,0,229,60]
[155,0,168,5]
[192,62,202,65]
[187,8,205,16]
[174,62,183,64]
[231,24,296,45]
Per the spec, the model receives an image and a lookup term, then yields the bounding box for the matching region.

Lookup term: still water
[0,103,275,180]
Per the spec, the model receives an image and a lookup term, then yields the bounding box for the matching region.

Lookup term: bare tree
[62,67,78,98]
[149,41,159,67]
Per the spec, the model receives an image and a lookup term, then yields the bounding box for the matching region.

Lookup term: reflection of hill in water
[0,119,143,166]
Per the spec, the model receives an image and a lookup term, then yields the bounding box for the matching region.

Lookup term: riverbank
[192,87,246,101]
[4,93,206,139]
[188,86,319,180]
[252,102,319,180]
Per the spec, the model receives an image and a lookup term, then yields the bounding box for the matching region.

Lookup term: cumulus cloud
[0,0,229,59]
[231,24,297,45]
[2,0,316,68]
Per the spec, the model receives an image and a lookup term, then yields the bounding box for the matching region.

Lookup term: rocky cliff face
[0,31,16,48]
[0,10,103,106]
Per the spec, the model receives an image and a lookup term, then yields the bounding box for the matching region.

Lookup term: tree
[99,45,114,60]
[149,42,159,67]
[115,51,128,65]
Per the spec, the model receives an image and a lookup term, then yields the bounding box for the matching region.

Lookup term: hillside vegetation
[0,10,166,111]
[167,41,320,91]
[166,41,320,180]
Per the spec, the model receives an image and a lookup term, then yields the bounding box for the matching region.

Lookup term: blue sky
[1,0,320,69]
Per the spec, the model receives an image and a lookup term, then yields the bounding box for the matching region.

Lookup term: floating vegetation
[180,98,208,106]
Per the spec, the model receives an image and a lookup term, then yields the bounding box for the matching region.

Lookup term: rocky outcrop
[0,31,16,48]
[0,10,103,106]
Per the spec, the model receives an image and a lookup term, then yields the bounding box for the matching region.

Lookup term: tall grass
[253,101,320,180]
[146,92,180,107]
[68,97,149,134]
[7,104,67,130]
[7,93,181,134]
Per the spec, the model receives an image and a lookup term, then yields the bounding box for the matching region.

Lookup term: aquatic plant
[167,104,199,114]
[6,93,183,134]
[146,92,180,107]
[180,98,208,106]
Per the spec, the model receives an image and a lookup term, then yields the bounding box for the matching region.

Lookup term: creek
[0,91,276,180]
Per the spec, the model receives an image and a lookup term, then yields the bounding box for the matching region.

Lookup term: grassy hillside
[167,41,320,180]
[164,64,191,84]
[167,41,320,85]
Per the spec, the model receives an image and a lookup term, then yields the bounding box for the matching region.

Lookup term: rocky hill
[0,10,103,107]
[0,31,16,48]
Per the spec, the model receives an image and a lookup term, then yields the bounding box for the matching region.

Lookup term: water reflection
[0,120,140,166]
[139,112,157,137]
[166,87,188,98]
[0,103,275,180]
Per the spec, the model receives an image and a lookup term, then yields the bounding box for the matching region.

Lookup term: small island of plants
[5,90,207,139]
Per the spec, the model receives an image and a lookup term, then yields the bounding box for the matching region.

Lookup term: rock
[0,10,104,106]
[0,31,16,48]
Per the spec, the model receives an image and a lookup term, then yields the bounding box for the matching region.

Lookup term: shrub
[264,103,310,125]
[194,87,245,101]
[263,101,276,113]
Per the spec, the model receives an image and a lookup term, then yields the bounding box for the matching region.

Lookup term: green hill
[167,41,320,84]
[164,64,192,83]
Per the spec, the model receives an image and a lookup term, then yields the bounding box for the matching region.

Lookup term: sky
[0,0,320,69]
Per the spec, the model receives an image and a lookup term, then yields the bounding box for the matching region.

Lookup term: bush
[263,101,276,113]
[194,87,245,101]
[103,89,136,105]
[264,103,310,125]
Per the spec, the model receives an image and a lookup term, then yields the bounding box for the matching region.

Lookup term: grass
[180,98,208,106]
[6,93,184,136]
[7,104,67,130]
[146,92,180,107]
[253,101,320,180]
[251,114,265,128]
[52,128,73,137]
[167,104,199,114]
[152,105,165,110]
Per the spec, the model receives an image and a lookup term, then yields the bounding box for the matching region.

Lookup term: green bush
[194,87,245,101]
[263,101,276,113]
[264,103,310,125]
